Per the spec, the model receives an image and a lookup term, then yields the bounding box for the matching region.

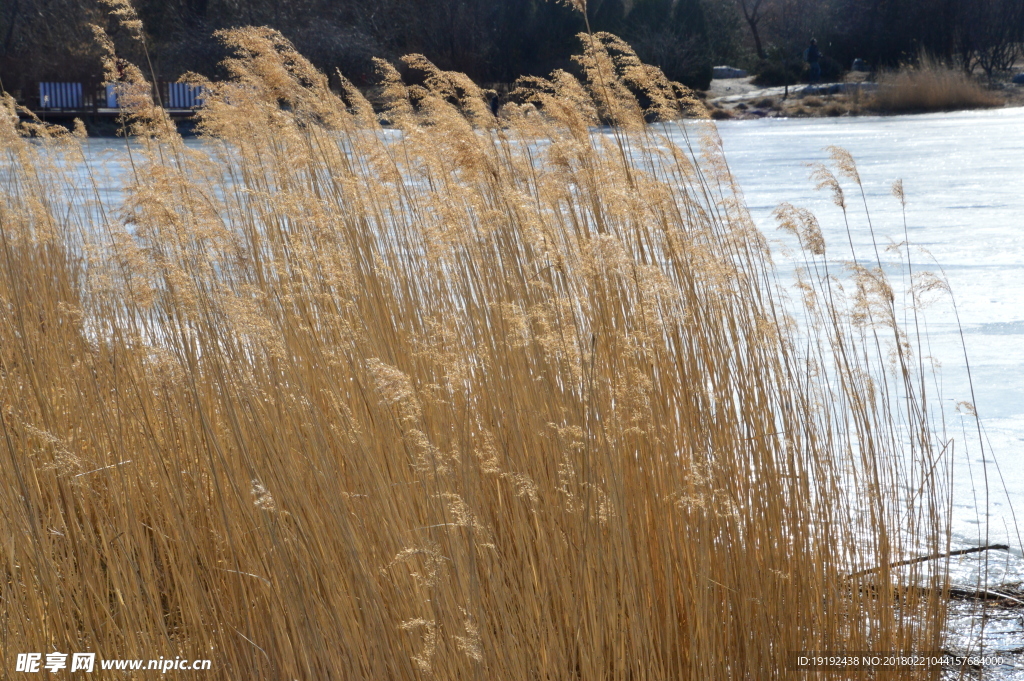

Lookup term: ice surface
[710,109,1024,675]
[711,108,1024,554]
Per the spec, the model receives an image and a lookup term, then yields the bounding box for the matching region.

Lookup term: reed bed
[0,24,955,680]
[872,54,1002,113]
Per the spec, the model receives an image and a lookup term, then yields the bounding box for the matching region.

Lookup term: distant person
[805,39,822,85]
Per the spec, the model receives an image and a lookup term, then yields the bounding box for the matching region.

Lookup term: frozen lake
[713,107,1024,556]
[713,108,1024,671]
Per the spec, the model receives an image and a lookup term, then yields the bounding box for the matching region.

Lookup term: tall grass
[872,54,1002,112]
[1,25,955,679]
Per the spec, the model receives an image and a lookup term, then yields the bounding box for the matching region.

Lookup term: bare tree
[736,0,769,59]
[958,0,1024,78]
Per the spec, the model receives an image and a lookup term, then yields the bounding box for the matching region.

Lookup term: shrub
[824,102,846,116]
[754,52,843,87]
[819,54,844,82]
[751,58,803,86]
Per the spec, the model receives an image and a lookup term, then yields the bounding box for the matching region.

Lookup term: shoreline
[13,77,1024,137]
[702,74,1024,120]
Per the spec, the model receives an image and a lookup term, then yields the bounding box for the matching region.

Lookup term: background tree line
[1,0,1022,101]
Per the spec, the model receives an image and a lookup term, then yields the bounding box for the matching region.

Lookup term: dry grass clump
[823,102,847,116]
[1,22,954,681]
[873,55,1002,112]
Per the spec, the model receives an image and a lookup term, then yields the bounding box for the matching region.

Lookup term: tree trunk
[737,0,766,60]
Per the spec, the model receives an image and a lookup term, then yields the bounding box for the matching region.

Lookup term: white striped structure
[167,83,204,109]
[38,82,83,109]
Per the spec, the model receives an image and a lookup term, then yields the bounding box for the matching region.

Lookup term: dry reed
[0,22,957,680]
[872,55,1002,113]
